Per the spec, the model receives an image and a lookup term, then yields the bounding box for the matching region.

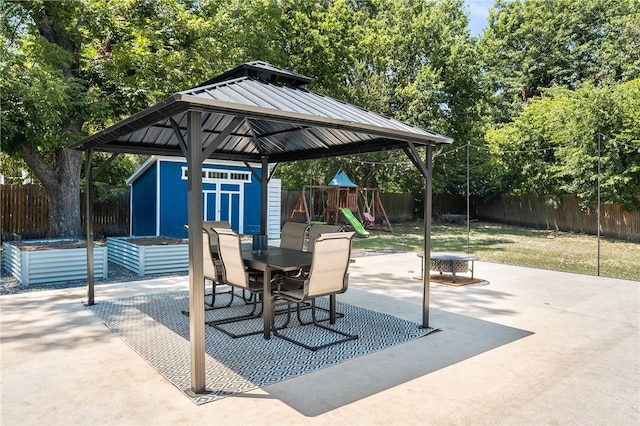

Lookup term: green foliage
[86,154,147,202]
[1,2,88,154]
[478,0,639,209]
[216,0,486,198]
[1,0,215,213]
[486,80,640,209]
[0,154,35,184]
[479,0,640,119]
[2,0,637,230]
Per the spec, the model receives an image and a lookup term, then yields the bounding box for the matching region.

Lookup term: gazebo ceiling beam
[201,116,245,159]
[244,117,267,157]
[404,143,429,179]
[169,117,188,157]
[152,122,247,139]
[87,136,428,164]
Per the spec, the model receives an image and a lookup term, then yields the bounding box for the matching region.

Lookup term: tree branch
[20,145,56,191]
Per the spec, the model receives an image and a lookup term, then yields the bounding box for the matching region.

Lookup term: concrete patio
[1,252,638,425]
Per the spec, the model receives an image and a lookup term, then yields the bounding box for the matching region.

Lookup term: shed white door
[203,186,243,233]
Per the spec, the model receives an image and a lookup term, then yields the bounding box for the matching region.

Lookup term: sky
[464,0,494,36]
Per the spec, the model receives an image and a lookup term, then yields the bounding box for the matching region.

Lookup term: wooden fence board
[473,194,640,242]
[1,185,129,239]
[3,185,638,242]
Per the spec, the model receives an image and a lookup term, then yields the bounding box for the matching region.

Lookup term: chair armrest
[274,274,305,292]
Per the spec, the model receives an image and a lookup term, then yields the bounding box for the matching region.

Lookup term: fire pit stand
[417,252,479,281]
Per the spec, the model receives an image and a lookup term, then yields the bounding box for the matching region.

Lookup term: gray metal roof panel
[182,77,442,139]
[196,61,312,88]
[72,63,452,161]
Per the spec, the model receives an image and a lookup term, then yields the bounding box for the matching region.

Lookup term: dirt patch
[6,236,185,251]
[123,237,187,246]
[7,240,99,251]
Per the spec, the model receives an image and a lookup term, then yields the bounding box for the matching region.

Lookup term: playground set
[288,170,393,236]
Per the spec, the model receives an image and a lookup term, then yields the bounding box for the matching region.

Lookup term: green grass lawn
[351,221,640,281]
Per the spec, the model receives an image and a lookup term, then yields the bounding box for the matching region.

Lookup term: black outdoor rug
[86,290,435,405]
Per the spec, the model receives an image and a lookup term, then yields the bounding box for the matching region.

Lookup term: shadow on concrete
[265,308,532,417]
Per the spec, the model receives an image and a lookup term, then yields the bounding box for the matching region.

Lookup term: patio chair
[202,221,233,307]
[278,222,343,289]
[180,228,235,319]
[280,221,309,251]
[271,232,358,351]
[184,222,234,308]
[205,228,271,338]
[306,224,343,252]
[203,221,231,262]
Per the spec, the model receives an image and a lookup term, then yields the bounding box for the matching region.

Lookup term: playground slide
[340,208,370,236]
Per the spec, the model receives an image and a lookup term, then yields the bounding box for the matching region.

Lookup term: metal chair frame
[271,232,358,351]
[280,222,309,251]
[205,228,276,338]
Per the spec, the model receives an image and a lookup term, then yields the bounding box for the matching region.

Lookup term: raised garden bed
[107,236,188,276]
[2,239,108,286]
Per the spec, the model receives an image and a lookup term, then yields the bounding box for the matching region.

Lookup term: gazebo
[71,61,452,394]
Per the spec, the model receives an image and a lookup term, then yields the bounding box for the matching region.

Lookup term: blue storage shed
[127,156,281,238]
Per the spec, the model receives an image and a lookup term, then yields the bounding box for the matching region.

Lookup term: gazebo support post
[185,110,208,395]
[85,149,95,306]
[402,143,434,330]
[260,156,269,235]
[423,145,433,329]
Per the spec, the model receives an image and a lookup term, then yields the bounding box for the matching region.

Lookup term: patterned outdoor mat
[86,290,436,405]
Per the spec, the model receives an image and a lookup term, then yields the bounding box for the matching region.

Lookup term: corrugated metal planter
[2,239,108,286]
[107,236,188,276]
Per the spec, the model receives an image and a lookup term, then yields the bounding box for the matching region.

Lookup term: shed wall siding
[131,162,157,236]
[268,178,281,239]
[159,161,189,237]
[129,157,278,237]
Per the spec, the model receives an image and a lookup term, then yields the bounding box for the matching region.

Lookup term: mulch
[7,240,95,251]
[122,237,187,246]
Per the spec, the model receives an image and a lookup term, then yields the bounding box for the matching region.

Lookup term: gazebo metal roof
[71,61,452,161]
[73,61,450,396]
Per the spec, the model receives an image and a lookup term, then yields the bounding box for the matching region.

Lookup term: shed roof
[71,61,452,161]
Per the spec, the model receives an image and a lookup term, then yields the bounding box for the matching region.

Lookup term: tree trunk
[21,146,83,238]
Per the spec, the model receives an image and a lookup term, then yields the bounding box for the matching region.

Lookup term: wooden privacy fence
[4,185,638,242]
[1,185,129,239]
[473,194,640,242]
[1,185,49,238]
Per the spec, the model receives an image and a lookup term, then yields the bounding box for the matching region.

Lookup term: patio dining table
[241,247,313,339]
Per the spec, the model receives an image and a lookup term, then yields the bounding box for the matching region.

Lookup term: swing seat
[363,212,375,228]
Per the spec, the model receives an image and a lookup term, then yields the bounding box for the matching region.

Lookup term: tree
[485,80,640,209]
[2,0,490,237]
[1,0,211,237]
[2,1,90,237]
[479,0,640,120]
[272,0,489,197]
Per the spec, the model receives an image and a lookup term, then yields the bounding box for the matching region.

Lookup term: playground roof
[328,170,357,188]
[71,61,452,161]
